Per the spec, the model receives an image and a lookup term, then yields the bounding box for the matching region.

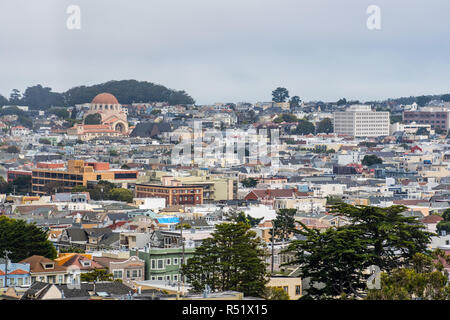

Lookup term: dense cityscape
[1,82,450,301]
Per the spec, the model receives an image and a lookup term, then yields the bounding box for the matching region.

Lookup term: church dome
[91,93,119,105]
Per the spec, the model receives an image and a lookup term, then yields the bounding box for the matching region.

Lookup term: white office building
[333,105,390,137]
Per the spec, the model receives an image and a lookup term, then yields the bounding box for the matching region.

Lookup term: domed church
[84,93,128,133]
[68,93,130,141]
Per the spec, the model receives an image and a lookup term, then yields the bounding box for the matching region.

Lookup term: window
[166,275,170,281]
[166,258,171,265]
[283,286,288,293]
[151,259,156,269]
[18,278,23,286]
[173,274,178,281]
[157,259,164,269]
[295,285,301,295]
[113,270,123,279]
[151,276,156,281]
[173,258,179,265]
[126,270,130,278]
[157,276,163,281]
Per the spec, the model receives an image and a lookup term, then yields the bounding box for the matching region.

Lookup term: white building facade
[333,105,390,137]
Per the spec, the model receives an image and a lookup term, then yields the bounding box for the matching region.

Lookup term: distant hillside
[4,80,195,109]
[63,80,195,106]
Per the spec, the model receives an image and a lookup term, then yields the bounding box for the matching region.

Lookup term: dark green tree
[109,188,133,203]
[416,95,432,107]
[328,204,433,272]
[316,118,333,134]
[336,98,347,106]
[289,96,301,109]
[285,204,433,299]
[272,209,297,242]
[234,212,263,228]
[287,224,372,299]
[21,85,64,109]
[84,113,102,125]
[0,216,57,262]
[362,154,383,166]
[241,178,258,188]
[295,119,315,135]
[6,145,20,154]
[9,89,22,105]
[182,222,269,297]
[0,94,8,107]
[272,87,290,103]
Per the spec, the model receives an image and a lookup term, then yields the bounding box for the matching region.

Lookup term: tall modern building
[333,105,390,137]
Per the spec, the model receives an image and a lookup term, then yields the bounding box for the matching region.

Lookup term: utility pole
[3,249,12,288]
[180,217,185,292]
[271,222,274,274]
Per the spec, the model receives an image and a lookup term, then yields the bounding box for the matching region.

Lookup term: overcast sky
[1,0,450,104]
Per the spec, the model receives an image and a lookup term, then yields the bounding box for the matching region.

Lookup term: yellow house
[266,276,302,300]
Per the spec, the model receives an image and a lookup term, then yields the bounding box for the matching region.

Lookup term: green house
[130,247,195,283]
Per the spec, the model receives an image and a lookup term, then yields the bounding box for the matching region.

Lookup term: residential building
[131,247,195,283]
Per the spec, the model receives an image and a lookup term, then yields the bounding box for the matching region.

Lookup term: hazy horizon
[1,0,450,104]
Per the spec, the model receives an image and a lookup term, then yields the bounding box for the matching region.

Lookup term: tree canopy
[362,154,383,166]
[316,118,333,134]
[285,204,433,299]
[182,222,269,297]
[294,119,315,135]
[0,216,57,262]
[64,80,195,106]
[272,87,290,103]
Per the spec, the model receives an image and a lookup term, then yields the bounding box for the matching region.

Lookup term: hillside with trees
[3,80,195,109]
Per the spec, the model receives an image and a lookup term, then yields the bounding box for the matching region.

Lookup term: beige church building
[68,93,130,141]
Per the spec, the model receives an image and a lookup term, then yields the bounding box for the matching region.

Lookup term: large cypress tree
[0,216,57,262]
[182,222,269,297]
[285,204,433,299]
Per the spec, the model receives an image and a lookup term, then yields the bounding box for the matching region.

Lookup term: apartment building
[135,177,204,207]
[31,160,138,195]
[403,107,450,131]
[333,105,390,137]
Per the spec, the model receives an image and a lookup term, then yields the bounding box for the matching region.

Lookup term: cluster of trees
[271,87,301,109]
[2,80,195,110]
[63,80,195,106]
[272,114,333,135]
[0,216,57,262]
[72,180,133,203]
[285,204,436,299]
[80,269,122,283]
[0,176,31,195]
[0,106,33,128]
